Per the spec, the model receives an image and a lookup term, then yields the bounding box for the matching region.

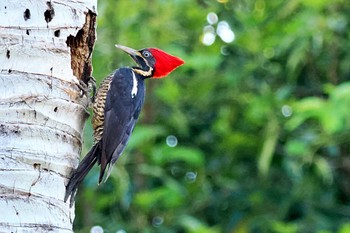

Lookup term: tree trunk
[0,0,96,232]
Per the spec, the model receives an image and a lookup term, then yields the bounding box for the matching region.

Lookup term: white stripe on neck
[131,71,138,98]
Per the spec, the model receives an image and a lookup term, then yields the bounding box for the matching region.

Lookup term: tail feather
[64,142,101,206]
[98,141,127,184]
[100,163,115,184]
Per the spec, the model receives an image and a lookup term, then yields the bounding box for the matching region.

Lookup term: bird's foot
[77,76,96,107]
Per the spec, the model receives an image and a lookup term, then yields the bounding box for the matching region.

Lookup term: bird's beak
[115,44,141,57]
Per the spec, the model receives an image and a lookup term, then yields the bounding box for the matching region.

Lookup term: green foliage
[75,0,350,232]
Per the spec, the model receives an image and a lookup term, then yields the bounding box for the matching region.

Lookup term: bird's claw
[77,76,96,107]
[89,76,97,104]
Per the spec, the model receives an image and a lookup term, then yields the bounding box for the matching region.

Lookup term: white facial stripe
[131,71,138,98]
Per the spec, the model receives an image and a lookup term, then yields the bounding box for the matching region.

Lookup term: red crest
[149,48,185,78]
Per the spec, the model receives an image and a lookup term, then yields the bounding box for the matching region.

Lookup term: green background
[76,0,350,232]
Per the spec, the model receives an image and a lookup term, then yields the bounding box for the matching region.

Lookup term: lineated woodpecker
[64,44,184,205]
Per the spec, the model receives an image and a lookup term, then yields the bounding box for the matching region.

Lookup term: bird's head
[115,44,184,78]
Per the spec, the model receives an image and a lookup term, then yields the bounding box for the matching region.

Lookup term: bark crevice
[66,10,96,84]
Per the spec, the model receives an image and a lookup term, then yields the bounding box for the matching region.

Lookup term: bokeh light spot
[185,171,197,183]
[263,47,275,59]
[116,230,126,233]
[202,25,216,46]
[152,216,164,227]
[255,0,266,11]
[207,12,218,25]
[220,46,229,56]
[281,105,293,117]
[166,135,178,147]
[91,226,103,233]
[217,21,235,43]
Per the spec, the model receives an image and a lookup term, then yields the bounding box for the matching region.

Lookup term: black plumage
[100,68,145,180]
[65,68,145,205]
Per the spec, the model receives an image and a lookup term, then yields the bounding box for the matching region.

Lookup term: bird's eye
[143,51,151,57]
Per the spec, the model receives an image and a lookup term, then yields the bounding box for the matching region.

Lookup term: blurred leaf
[271,221,298,233]
[258,116,279,176]
[314,157,333,185]
[302,0,329,9]
[178,215,220,233]
[287,39,309,75]
[134,184,184,210]
[339,223,350,233]
[286,97,325,130]
[127,125,166,150]
[151,145,205,167]
[286,140,310,157]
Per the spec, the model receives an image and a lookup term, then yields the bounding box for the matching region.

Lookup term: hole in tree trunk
[24,8,31,20]
[54,30,60,37]
[44,2,55,23]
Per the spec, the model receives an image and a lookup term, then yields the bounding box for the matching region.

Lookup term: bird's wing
[99,68,143,182]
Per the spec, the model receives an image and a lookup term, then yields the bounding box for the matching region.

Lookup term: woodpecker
[64,44,184,205]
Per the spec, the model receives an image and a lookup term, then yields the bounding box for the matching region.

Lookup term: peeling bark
[0,0,97,232]
[67,10,96,84]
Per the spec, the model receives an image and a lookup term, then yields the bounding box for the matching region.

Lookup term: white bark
[0,0,97,232]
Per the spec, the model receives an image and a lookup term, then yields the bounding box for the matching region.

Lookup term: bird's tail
[64,142,101,206]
